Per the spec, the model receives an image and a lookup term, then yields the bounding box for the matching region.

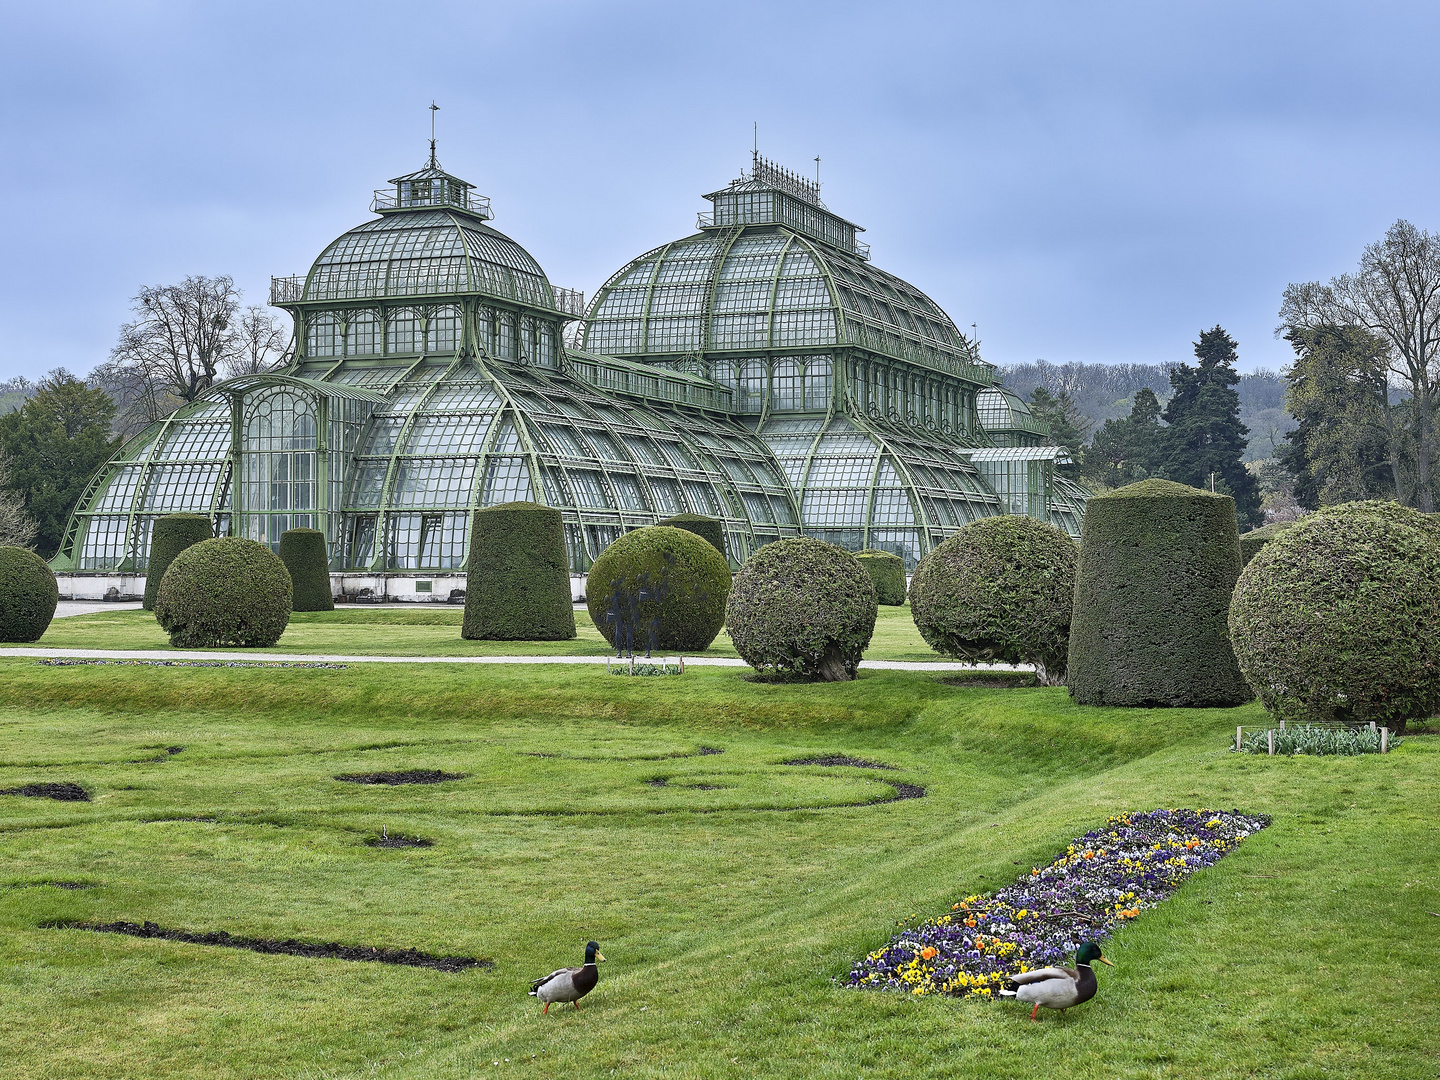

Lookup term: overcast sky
[3,0,1438,384]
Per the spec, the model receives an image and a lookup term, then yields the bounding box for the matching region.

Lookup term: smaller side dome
[977,387,1051,446]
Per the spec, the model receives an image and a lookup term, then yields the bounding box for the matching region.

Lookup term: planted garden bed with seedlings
[848,809,1269,998]
[1237,723,1399,756]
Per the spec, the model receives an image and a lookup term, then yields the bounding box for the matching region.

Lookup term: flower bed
[848,808,1269,998]
[1241,724,1397,756]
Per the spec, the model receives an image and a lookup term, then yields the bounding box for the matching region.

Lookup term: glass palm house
[54,150,1086,597]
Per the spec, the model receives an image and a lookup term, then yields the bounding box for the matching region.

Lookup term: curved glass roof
[300,210,554,309]
[584,231,987,378]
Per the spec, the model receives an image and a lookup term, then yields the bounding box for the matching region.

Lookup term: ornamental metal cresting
[54,148,1087,586]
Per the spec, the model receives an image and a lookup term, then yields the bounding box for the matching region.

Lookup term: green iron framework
[54,151,1085,577]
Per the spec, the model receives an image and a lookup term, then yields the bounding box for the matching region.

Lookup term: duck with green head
[529,941,606,1014]
[1000,942,1114,1020]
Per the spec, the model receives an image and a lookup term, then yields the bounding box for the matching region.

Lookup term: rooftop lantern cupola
[700,153,867,259]
[371,143,493,222]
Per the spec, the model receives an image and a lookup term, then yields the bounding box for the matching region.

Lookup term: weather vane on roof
[429,101,440,167]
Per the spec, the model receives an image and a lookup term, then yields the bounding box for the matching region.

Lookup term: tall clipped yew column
[462,501,576,641]
[1067,478,1251,707]
[143,514,214,611]
[278,528,335,612]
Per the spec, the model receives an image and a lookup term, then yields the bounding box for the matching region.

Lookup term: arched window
[307,314,340,358]
[426,305,460,353]
[346,311,379,356]
[772,358,802,410]
[805,357,832,411]
[387,309,422,354]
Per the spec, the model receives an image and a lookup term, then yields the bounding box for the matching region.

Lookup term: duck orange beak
[1097,957,1115,967]
[596,952,607,963]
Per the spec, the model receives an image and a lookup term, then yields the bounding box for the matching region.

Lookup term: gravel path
[3,646,1026,671]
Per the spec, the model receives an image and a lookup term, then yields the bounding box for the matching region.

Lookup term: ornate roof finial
[429,101,440,167]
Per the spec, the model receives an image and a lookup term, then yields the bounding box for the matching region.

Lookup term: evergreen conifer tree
[1159,327,1263,528]
[1085,387,1164,488]
[1027,386,1093,475]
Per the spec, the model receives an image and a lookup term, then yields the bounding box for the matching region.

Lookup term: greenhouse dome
[54,149,1085,600]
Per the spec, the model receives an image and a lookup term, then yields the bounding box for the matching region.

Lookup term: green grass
[0,657,1435,1078]
[5,604,946,661]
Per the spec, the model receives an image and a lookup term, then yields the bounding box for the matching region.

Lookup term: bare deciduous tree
[228,305,290,377]
[0,451,38,549]
[1281,219,1440,512]
[109,274,241,405]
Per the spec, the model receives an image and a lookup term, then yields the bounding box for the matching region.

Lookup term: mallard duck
[529,941,605,1014]
[1000,942,1113,1020]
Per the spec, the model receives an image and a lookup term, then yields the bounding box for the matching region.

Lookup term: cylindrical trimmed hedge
[143,514,213,610]
[1238,520,1295,566]
[1067,478,1251,707]
[0,545,59,643]
[909,517,1077,684]
[587,526,731,653]
[1230,500,1440,733]
[154,537,292,648]
[655,514,725,558]
[855,550,907,606]
[462,501,576,641]
[278,528,334,612]
[725,538,877,681]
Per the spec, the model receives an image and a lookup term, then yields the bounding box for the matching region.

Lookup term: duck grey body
[530,941,605,1013]
[1000,942,1112,1020]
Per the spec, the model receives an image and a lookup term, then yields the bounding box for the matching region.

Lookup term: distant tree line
[0,275,287,557]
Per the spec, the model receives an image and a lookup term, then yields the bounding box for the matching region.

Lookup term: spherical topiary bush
[1238,520,1295,566]
[0,546,59,642]
[655,514,726,558]
[909,517,1077,684]
[725,538,877,681]
[855,550,907,606]
[462,501,576,640]
[278,528,334,612]
[586,526,731,652]
[1068,478,1251,707]
[1230,500,1440,733]
[154,537,292,648]
[142,514,213,610]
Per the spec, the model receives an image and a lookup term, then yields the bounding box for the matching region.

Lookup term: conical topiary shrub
[655,514,725,558]
[855,550,907,606]
[0,545,59,643]
[587,525,731,653]
[1067,478,1251,707]
[143,514,213,611]
[462,501,576,640]
[278,528,334,612]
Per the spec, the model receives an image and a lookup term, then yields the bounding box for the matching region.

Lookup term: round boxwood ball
[1067,478,1251,707]
[143,514,213,610]
[1230,500,1440,733]
[725,537,877,681]
[855,550,907,606]
[0,545,59,642]
[278,528,334,612]
[154,537,292,648]
[909,516,1077,684]
[587,526,730,652]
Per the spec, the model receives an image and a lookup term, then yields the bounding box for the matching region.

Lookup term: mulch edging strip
[0,782,90,802]
[335,770,466,785]
[56,920,489,972]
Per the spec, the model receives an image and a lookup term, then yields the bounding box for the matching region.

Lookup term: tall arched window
[387,309,422,354]
[241,388,318,549]
[426,305,460,352]
[346,311,379,356]
[307,314,340,358]
[805,357,832,411]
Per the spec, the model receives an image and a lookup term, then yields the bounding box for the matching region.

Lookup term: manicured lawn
[0,657,1434,1078]
[4,603,946,661]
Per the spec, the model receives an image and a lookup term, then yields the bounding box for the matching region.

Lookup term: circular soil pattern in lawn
[335,770,466,785]
[782,755,897,770]
[366,831,434,848]
[0,782,90,802]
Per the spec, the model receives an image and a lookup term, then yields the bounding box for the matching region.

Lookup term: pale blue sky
[3,0,1438,382]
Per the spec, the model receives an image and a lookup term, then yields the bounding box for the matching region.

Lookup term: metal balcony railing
[371,188,493,220]
[551,286,586,318]
[271,276,305,305]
